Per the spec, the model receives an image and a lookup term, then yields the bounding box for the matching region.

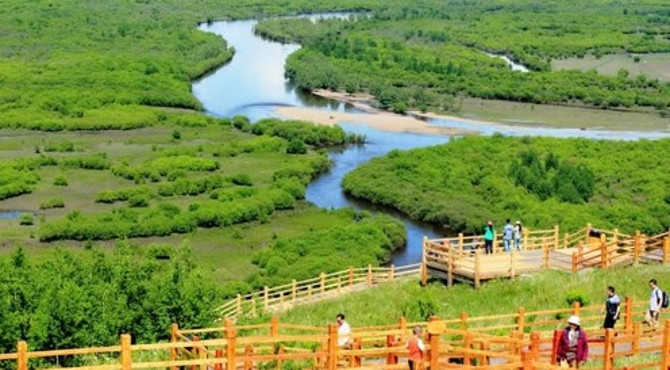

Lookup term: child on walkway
[407,326,425,370]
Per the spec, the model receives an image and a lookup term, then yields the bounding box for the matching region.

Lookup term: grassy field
[0,118,401,285]
[552,53,670,83]
[274,264,670,327]
[453,97,670,131]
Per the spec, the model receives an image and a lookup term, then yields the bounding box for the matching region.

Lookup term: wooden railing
[217,263,421,319]
[6,297,670,370]
[423,223,670,286]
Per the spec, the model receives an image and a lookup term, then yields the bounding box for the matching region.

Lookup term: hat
[516,220,521,224]
[567,315,580,326]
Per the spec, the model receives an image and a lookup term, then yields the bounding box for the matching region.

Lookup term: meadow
[552,53,670,83]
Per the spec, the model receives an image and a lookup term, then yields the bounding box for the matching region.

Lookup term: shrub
[128,194,150,208]
[19,213,34,225]
[172,130,181,140]
[53,175,68,186]
[565,289,590,308]
[230,173,253,186]
[40,197,65,209]
[287,139,307,154]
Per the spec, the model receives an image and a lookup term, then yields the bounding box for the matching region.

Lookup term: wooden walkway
[422,224,669,287]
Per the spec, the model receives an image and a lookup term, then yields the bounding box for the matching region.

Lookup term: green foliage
[248,211,405,287]
[53,175,68,187]
[40,198,65,210]
[44,141,76,153]
[96,186,152,204]
[343,136,670,234]
[0,245,220,354]
[287,139,307,154]
[565,289,590,307]
[268,0,670,113]
[172,130,182,140]
[247,118,364,147]
[19,213,34,226]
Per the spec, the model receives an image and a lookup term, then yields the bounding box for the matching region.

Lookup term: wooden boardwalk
[422,224,669,287]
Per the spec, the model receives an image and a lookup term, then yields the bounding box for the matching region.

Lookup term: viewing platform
[422,224,670,287]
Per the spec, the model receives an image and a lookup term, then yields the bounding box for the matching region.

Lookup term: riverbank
[289,90,670,134]
[275,90,479,136]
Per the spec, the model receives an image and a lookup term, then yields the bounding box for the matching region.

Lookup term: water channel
[192,15,670,266]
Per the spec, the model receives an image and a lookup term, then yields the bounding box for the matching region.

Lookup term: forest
[342,136,670,234]
[257,0,670,115]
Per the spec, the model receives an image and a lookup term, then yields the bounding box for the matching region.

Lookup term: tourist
[484,221,495,254]
[514,220,523,250]
[336,313,351,347]
[601,286,620,329]
[407,326,425,370]
[503,219,514,252]
[645,279,662,328]
[557,315,589,368]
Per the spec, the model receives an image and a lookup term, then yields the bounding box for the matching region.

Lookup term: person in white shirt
[645,279,663,328]
[336,313,351,347]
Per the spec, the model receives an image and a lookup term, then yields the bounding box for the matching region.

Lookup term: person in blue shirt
[503,219,514,253]
[601,286,620,329]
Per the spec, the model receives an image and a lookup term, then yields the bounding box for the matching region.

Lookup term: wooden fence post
[603,329,614,370]
[121,334,132,370]
[572,301,581,316]
[292,279,297,300]
[198,337,207,370]
[633,231,641,264]
[553,225,559,249]
[613,228,619,243]
[386,335,398,364]
[632,322,640,357]
[530,332,540,360]
[523,228,529,251]
[563,233,568,249]
[17,341,27,370]
[366,264,373,287]
[348,266,354,287]
[510,250,516,278]
[474,249,481,288]
[243,345,253,370]
[226,322,237,370]
[663,237,670,264]
[236,294,242,316]
[389,264,395,280]
[571,252,578,273]
[463,333,472,366]
[518,306,526,333]
[263,286,269,309]
[447,247,453,287]
[458,233,464,258]
[191,336,200,370]
[429,330,440,369]
[320,272,326,294]
[521,349,534,370]
[460,312,469,331]
[600,240,608,268]
[170,323,179,370]
[543,244,550,269]
[660,320,670,369]
[399,317,407,331]
[351,337,362,367]
[421,236,428,286]
[270,316,279,337]
[327,324,338,370]
[585,223,592,243]
[494,231,499,254]
[215,349,223,370]
[624,296,633,334]
[550,330,561,365]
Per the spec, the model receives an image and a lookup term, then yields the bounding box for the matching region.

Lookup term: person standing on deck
[503,219,514,252]
[483,221,495,254]
[601,286,620,329]
[645,279,663,328]
[514,220,523,250]
[407,326,425,370]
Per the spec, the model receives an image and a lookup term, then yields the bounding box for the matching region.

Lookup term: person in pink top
[557,315,589,368]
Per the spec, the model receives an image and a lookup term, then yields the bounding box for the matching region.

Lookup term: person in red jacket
[557,315,589,368]
[407,326,425,370]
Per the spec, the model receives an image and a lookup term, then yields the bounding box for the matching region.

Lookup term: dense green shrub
[343,136,670,234]
[53,175,68,186]
[40,198,65,210]
[287,139,307,154]
[60,155,110,170]
[96,186,152,204]
[248,211,405,287]
[19,213,34,226]
[248,118,363,147]
[44,141,76,153]
[230,173,253,186]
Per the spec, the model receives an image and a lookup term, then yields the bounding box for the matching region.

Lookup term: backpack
[662,290,669,309]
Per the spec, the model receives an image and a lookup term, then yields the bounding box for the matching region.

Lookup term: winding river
[193,15,670,266]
